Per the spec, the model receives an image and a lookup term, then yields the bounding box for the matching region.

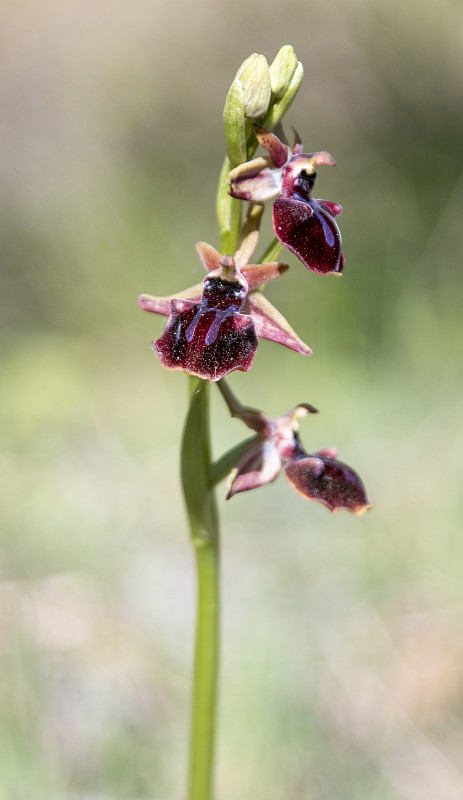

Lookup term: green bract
[223,79,247,168]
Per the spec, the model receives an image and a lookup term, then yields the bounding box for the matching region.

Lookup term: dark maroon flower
[219,384,371,514]
[229,126,345,275]
[139,241,312,381]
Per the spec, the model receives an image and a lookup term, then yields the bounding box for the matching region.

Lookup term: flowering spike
[139,51,371,793]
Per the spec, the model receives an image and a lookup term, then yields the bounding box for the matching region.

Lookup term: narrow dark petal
[285,455,372,514]
[273,197,344,274]
[226,440,281,499]
[154,301,258,381]
[248,292,312,355]
[253,126,290,168]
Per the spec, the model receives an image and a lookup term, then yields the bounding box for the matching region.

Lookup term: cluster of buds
[139,47,371,514]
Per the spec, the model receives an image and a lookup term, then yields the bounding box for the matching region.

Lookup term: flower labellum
[285,449,371,515]
[154,257,257,382]
[229,126,345,275]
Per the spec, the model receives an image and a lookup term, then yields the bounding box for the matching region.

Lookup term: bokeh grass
[1,0,463,798]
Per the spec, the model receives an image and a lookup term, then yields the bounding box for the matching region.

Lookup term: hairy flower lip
[285,453,373,515]
[273,197,345,275]
[154,293,258,382]
[228,127,345,275]
[152,256,258,382]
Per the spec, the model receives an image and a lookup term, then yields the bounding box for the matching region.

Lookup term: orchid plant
[139,46,372,800]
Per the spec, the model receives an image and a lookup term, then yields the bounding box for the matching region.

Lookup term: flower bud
[269,45,298,99]
[235,53,272,120]
[263,60,304,130]
[223,79,247,167]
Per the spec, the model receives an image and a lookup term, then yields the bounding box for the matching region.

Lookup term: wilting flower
[139,241,311,382]
[220,386,371,514]
[229,126,345,275]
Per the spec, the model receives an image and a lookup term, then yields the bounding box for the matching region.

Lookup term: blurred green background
[1,0,463,798]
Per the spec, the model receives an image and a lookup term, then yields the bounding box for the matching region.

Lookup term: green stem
[216,156,241,255]
[182,101,246,799]
[189,539,220,800]
[181,378,220,800]
[257,236,283,265]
